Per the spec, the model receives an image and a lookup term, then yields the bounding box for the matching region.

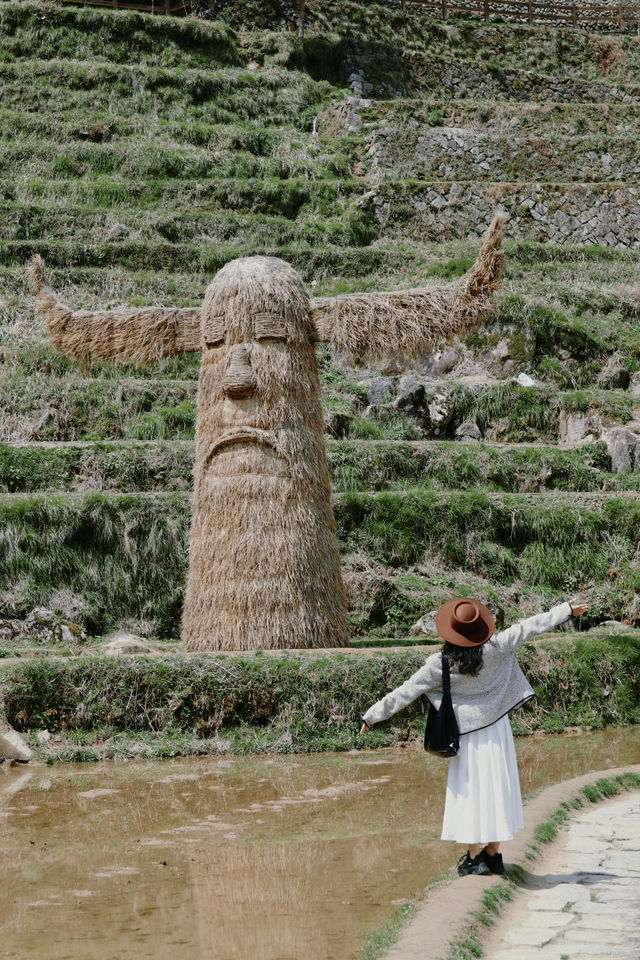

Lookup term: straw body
[181,256,348,650]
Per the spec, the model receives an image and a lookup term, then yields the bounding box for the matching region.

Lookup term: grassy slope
[3,437,640,493]
[1,632,638,760]
[0,488,638,637]
[0,0,638,675]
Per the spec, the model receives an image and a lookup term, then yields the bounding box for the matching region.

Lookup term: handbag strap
[441,652,451,699]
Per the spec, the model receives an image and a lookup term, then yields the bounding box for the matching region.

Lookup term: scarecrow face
[197,257,323,484]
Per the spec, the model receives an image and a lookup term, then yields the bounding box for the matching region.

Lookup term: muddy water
[1,728,639,960]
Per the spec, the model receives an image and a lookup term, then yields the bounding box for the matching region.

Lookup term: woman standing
[360,597,588,875]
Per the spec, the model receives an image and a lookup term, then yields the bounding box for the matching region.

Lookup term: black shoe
[480,848,505,874]
[457,851,491,876]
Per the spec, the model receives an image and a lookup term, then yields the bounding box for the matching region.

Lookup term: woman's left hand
[359,722,369,735]
[569,599,588,616]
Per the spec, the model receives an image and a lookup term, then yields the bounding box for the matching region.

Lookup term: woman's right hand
[359,722,369,735]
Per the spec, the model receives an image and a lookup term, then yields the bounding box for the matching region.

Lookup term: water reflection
[1,728,638,960]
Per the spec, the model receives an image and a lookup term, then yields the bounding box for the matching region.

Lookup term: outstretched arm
[492,600,584,652]
[30,256,201,365]
[311,212,506,363]
[360,658,437,729]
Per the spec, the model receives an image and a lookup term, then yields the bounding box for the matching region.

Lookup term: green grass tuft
[356,899,420,960]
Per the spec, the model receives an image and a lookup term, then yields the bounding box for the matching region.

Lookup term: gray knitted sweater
[362,602,573,735]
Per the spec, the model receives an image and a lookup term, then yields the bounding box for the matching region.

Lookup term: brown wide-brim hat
[435,597,495,647]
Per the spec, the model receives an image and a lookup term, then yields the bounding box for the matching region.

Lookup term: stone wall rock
[0,719,33,762]
[406,55,640,104]
[362,181,640,247]
[324,65,640,248]
[366,126,640,185]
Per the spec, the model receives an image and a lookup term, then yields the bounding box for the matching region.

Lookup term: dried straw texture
[182,256,348,652]
[29,255,201,364]
[310,213,506,362]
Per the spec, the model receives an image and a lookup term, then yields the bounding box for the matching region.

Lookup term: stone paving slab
[484,793,640,960]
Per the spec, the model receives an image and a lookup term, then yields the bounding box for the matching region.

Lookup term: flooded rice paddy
[2,727,639,960]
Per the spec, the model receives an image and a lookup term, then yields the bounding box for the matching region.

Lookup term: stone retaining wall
[362,181,640,246]
[352,50,640,103]
[405,55,640,103]
[366,127,640,184]
[320,98,640,141]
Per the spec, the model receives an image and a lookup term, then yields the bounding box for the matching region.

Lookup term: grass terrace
[0,0,638,758]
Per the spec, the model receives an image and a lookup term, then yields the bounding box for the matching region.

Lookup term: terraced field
[1,0,639,655]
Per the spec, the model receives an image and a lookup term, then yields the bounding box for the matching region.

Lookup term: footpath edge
[375,762,640,960]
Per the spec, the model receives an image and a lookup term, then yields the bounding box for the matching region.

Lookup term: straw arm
[29,256,201,364]
[456,211,507,299]
[310,212,506,363]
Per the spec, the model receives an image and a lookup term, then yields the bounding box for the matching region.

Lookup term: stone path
[484,793,640,960]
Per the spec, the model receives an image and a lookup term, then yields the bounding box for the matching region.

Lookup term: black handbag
[424,652,460,757]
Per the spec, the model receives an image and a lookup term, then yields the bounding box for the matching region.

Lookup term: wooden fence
[54,0,640,32]
[400,0,640,31]
[58,0,191,12]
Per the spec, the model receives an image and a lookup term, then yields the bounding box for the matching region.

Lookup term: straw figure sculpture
[30,213,506,651]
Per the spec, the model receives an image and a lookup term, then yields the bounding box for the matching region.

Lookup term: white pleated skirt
[440,713,524,844]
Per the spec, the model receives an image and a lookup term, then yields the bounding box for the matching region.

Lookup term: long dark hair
[443,641,484,677]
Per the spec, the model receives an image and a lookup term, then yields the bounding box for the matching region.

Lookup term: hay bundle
[29,255,201,364]
[310,213,506,362]
[182,256,348,651]
[29,220,506,652]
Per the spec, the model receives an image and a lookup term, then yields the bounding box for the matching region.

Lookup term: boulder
[558,413,639,470]
[597,357,631,390]
[597,620,629,631]
[421,346,458,377]
[359,578,399,629]
[455,418,481,441]
[600,425,639,473]
[397,373,422,397]
[489,339,511,364]
[20,608,87,646]
[343,569,401,629]
[484,417,510,442]
[513,372,539,387]
[393,377,428,429]
[363,403,392,422]
[99,631,153,656]
[60,624,77,645]
[427,388,455,437]
[0,720,33,762]
[558,411,598,446]
[323,410,350,438]
[0,592,27,619]
[411,610,437,635]
[0,619,16,644]
[367,376,394,404]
